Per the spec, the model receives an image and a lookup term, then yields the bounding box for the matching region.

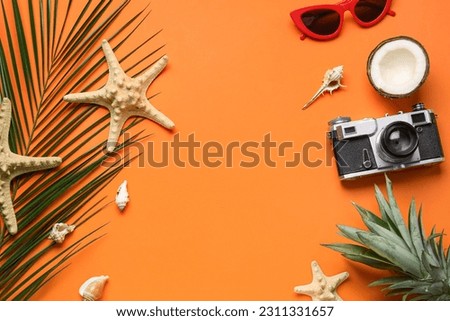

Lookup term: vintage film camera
[327,103,444,180]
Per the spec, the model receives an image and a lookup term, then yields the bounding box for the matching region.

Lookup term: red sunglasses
[290,0,395,41]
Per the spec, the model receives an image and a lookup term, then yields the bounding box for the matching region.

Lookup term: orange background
[6,0,450,300]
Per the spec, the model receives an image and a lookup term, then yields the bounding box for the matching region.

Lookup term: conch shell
[79,275,109,301]
[115,180,129,211]
[48,223,75,244]
[303,65,345,109]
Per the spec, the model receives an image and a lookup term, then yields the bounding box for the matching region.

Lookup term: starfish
[64,40,175,153]
[294,260,349,301]
[0,98,62,235]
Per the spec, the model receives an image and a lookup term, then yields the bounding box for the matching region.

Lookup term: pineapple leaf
[410,294,434,301]
[421,251,446,280]
[411,293,450,301]
[336,224,366,244]
[447,247,450,279]
[343,254,397,270]
[370,276,411,287]
[435,231,446,266]
[323,243,377,257]
[438,294,450,301]
[356,231,423,277]
[322,243,394,269]
[385,175,414,252]
[374,183,390,221]
[417,207,427,248]
[372,280,436,300]
[408,198,426,261]
[426,228,445,266]
[379,280,444,300]
[352,202,389,230]
[386,279,433,291]
[325,175,450,300]
[404,282,446,297]
[365,220,413,253]
[374,184,402,236]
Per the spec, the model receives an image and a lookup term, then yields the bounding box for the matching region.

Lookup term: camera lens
[380,122,419,158]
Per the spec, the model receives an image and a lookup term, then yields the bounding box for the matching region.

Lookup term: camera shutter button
[413,103,425,111]
[328,116,351,125]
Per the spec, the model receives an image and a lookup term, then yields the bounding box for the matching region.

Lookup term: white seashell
[303,65,345,110]
[115,180,129,211]
[79,275,109,301]
[48,223,75,244]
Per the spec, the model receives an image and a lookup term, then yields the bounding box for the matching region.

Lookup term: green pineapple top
[323,175,450,301]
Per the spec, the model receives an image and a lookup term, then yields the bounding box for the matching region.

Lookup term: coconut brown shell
[367,35,430,99]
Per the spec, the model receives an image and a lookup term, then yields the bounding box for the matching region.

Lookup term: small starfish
[0,98,62,235]
[294,260,349,301]
[64,39,175,153]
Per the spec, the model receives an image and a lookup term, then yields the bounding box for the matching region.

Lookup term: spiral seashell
[79,275,109,301]
[303,65,345,110]
[115,180,129,211]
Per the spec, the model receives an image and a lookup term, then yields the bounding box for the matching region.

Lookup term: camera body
[327,103,444,180]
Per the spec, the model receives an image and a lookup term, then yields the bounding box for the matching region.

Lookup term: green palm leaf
[0,0,165,300]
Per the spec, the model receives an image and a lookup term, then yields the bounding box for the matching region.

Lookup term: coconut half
[367,36,429,98]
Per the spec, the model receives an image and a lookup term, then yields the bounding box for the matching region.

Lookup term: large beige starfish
[294,260,349,301]
[0,98,62,235]
[64,40,174,153]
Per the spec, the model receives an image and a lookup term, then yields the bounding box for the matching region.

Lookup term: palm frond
[0,0,165,300]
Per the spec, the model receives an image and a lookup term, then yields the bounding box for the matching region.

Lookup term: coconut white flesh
[369,39,428,96]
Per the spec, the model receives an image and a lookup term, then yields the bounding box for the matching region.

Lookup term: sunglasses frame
[290,0,395,41]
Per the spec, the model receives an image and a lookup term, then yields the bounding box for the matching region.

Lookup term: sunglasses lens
[301,9,340,36]
[354,0,387,22]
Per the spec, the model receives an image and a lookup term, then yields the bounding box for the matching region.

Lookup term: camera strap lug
[362,149,372,169]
